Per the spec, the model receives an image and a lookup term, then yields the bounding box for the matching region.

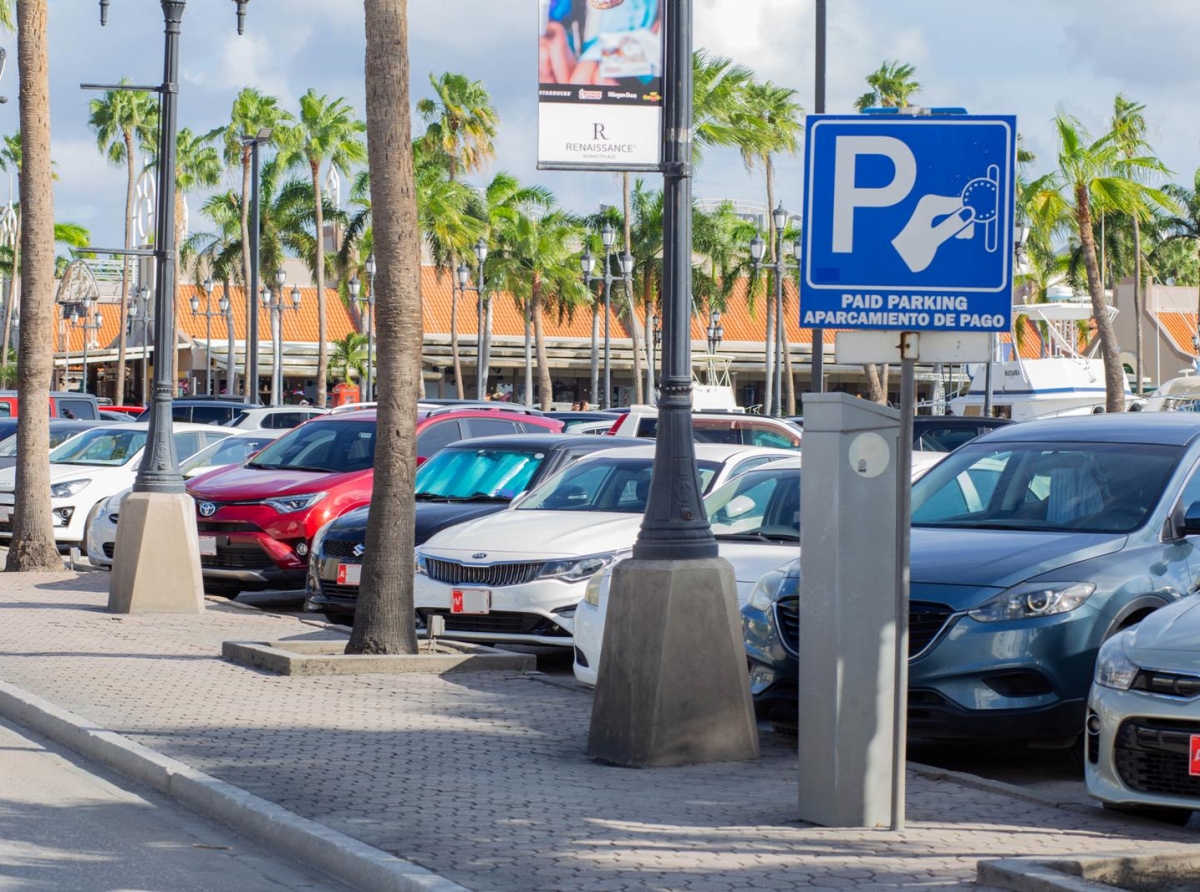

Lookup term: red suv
[186,407,562,596]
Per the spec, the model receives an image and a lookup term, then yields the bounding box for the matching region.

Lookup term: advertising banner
[537,0,665,171]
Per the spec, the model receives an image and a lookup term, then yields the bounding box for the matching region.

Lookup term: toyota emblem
[198,502,217,518]
[353,543,365,558]
[472,552,488,560]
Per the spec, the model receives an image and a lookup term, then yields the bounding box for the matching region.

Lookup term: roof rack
[330,402,378,415]
[420,402,545,418]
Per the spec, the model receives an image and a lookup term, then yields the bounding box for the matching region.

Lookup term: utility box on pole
[797,392,900,827]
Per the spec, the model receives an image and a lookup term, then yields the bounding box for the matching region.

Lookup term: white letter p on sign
[831,136,917,253]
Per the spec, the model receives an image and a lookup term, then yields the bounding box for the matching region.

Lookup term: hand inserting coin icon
[890,164,1000,273]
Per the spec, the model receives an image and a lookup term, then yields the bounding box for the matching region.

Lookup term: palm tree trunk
[346,0,420,655]
[590,297,599,407]
[523,300,533,407]
[532,277,552,411]
[643,274,655,400]
[312,161,329,407]
[450,278,464,399]
[7,0,60,570]
[782,327,796,414]
[2,208,20,373]
[1132,214,1143,395]
[224,279,235,393]
[863,362,884,403]
[240,151,254,401]
[116,131,135,404]
[1075,185,1124,413]
[880,363,890,404]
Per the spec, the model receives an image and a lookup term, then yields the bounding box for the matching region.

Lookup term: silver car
[1087,594,1200,825]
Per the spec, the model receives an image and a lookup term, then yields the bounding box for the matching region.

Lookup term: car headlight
[1095,632,1139,691]
[264,492,327,514]
[968,582,1095,623]
[583,569,608,606]
[50,479,91,499]
[539,550,629,583]
[415,552,428,576]
[748,569,787,612]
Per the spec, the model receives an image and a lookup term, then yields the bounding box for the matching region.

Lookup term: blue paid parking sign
[801,114,1016,332]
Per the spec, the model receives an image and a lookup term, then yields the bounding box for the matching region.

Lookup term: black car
[912,415,1009,452]
[304,433,644,624]
[136,399,259,426]
[0,419,109,470]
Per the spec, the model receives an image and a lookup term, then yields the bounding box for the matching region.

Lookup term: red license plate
[1190,736,1200,777]
[336,563,361,586]
[451,588,490,614]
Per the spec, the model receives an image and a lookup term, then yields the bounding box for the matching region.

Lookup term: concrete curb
[977,851,1200,892]
[0,679,472,892]
[908,761,1101,818]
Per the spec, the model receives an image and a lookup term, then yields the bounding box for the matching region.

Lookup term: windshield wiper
[450,493,510,502]
[714,531,799,543]
[248,462,331,473]
[414,492,451,502]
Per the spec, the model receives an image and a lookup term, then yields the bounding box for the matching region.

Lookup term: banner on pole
[537,0,665,172]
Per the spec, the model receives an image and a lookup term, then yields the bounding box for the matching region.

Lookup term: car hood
[421,509,643,561]
[911,527,1127,590]
[716,540,800,584]
[319,501,511,547]
[1125,596,1200,671]
[187,465,369,501]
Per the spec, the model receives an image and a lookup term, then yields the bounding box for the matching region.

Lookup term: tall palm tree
[0,0,11,29]
[1026,112,1174,412]
[854,61,921,110]
[693,51,760,163]
[1162,170,1200,324]
[417,74,498,396]
[330,332,368,385]
[8,0,60,570]
[627,181,665,398]
[348,0,422,655]
[88,81,157,403]
[278,90,367,408]
[491,208,587,410]
[218,88,291,399]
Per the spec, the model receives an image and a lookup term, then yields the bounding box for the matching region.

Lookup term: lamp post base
[587,557,759,768]
[108,492,204,614]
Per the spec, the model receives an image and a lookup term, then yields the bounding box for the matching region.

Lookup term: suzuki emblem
[353,543,365,558]
[198,502,217,518]
[472,552,487,560]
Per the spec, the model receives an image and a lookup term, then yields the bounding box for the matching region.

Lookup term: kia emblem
[198,501,217,518]
[472,552,487,560]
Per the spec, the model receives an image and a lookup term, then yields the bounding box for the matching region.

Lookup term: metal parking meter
[797,392,900,827]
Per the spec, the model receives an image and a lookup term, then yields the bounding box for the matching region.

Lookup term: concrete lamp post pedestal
[108,493,205,614]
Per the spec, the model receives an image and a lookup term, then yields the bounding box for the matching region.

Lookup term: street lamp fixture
[749,209,799,417]
[238,127,273,403]
[69,301,104,394]
[261,283,300,405]
[582,223,635,409]
[190,276,226,396]
[474,237,488,266]
[706,310,724,356]
[458,244,490,399]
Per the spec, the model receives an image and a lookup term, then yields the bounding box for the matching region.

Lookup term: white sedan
[86,430,281,569]
[0,422,229,551]
[413,443,796,647]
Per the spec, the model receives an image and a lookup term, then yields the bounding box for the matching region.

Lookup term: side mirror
[1183,501,1200,536]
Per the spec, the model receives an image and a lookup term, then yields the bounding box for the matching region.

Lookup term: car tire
[1102,802,1193,827]
[323,611,351,626]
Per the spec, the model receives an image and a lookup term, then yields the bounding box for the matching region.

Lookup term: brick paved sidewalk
[0,572,1193,892]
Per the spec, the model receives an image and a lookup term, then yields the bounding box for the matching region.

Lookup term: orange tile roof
[176,285,359,344]
[57,310,125,353]
[1153,307,1196,355]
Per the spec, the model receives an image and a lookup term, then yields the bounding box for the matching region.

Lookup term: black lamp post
[68,301,104,395]
[189,276,224,395]
[219,281,233,394]
[261,270,301,406]
[241,125,272,404]
[582,222,634,410]
[127,284,152,406]
[706,310,724,356]
[457,238,489,400]
[750,204,800,417]
[651,312,661,400]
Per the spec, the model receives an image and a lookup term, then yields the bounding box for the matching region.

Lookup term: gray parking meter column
[798,392,900,827]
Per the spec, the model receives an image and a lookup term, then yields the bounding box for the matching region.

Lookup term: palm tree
[417,74,498,396]
[88,81,157,403]
[348,0,422,655]
[491,208,587,410]
[0,0,11,30]
[627,181,665,397]
[854,61,921,110]
[218,88,291,399]
[8,0,60,570]
[0,132,22,375]
[278,90,367,408]
[1162,170,1200,324]
[693,51,759,163]
[1026,112,1174,412]
[330,332,368,385]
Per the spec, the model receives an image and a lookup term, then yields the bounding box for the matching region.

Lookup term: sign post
[800,110,1016,830]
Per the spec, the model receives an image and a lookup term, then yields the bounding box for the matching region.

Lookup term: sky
[5,0,1200,252]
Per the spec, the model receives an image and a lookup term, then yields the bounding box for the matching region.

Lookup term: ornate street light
[459,239,490,400]
[582,223,634,409]
[261,282,300,405]
[749,203,798,417]
[188,276,223,395]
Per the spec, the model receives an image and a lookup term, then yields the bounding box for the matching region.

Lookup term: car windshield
[415,447,546,501]
[911,441,1181,534]
[182,435,276,475]
[0,427,83,457]
[49,428,147,466]
[518,457,719,513]
[705,467,800,542]
[247,420,375,473]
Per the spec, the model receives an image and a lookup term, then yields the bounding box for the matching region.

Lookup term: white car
[226,406,329,431]
[414,443,796,647]
[0,422,229,550]
[573,451,947,686]
[86,430,282,569]
[1087,595,1200,825]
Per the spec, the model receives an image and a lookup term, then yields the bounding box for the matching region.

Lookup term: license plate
[337,563,362,586]
[451,588,490,615]
[198,535,217,557]
[1190,736,1200,777]
[0,507,10,523]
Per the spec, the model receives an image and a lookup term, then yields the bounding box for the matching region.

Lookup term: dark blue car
[746,414,1200,743]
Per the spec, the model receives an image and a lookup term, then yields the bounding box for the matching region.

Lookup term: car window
[0,427,84,456]
[729,456,774,479]
[267,412,305,429]
[173,432,203,460]
[56,399,95,420]
[635,417,658,438]
[50,428,148,466]
[231,410,251,427]
[1178,460,1200,514]
[416,419,463,457]
[520,459,651,513]
[912,443,1181,534]
[0,403,11,418]
[518,421,552,434]
[917,426,985,453]
[693,425,740,445]
[416,447,545,501]
[249,420,376,473]
[465,418,519,438]
[742,426,799,449]
[706,469,799,541]
[190,405,233,426]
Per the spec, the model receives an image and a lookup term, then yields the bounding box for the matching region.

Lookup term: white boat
[1138,371,1200,413]
[948,299,1130,421]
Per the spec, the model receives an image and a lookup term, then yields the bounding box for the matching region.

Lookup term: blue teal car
[744,414,1200,742]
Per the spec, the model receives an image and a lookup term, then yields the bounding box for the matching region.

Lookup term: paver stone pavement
[0,571,1194,892]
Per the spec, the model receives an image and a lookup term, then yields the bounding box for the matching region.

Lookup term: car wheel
[1102,802,1193,826]
[204,582,241,599]
[323,612,351,626]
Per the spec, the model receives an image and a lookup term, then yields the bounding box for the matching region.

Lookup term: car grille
[200,540,276,570]
[1114,717,1200,798]
[324,539,363,560]
[318,582,361,601]
[102,543,115,559]
[1132,669,1200,699]
[425,558,544,587]
[0,519,12,535]
[774,598,952,659]
[197,521,261,533]
[417,608,569,637]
